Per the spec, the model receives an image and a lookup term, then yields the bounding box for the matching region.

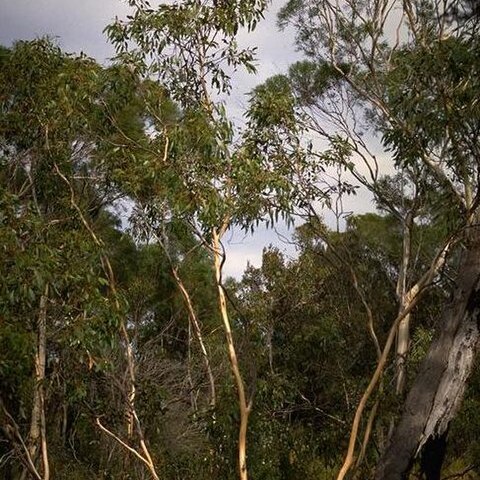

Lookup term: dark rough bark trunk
[375,237,480,480]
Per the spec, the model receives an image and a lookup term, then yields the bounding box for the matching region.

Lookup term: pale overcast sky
[0,0,377,278]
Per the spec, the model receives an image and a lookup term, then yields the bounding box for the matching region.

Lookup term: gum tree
[0,40,111,479]
[104,2,322,478]
[277,0,480,477]
[0,39,162,479]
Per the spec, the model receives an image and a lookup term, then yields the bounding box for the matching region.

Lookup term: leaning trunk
[171,266,216,407]
[375,232,480,479]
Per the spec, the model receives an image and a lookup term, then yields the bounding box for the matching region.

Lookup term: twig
[442,464,477,479]
[95,418,149,465]
[53,163,102,247]
[0,399,42,480]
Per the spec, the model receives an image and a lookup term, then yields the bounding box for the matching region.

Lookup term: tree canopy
[1,1,480,479]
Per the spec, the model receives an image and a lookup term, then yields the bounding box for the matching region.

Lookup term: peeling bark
[395,211,414,397]
[375,236,480,479]
[394,313,411,395]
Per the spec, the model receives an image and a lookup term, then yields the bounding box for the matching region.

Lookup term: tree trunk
[375,236,480,479]
[101,256,160,480]
[171,266,216,407]
[394,313,411,396]
[212,227,251,480]
[395,211,413,397]
[23,285,50,480]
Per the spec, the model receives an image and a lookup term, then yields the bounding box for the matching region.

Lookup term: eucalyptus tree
[233,212,446,478]
[103,1,325,478]
[0,39,105,478]
[245,50,446,480]
[0,38,161,479]
[276,0,480,477]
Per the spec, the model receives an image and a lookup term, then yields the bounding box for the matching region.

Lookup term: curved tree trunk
[212,226,251,480]
[375,236,480,479]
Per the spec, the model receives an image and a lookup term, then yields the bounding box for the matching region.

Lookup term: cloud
[222,221,298,279]
[0,0,132,61]
[227,0,301,123]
